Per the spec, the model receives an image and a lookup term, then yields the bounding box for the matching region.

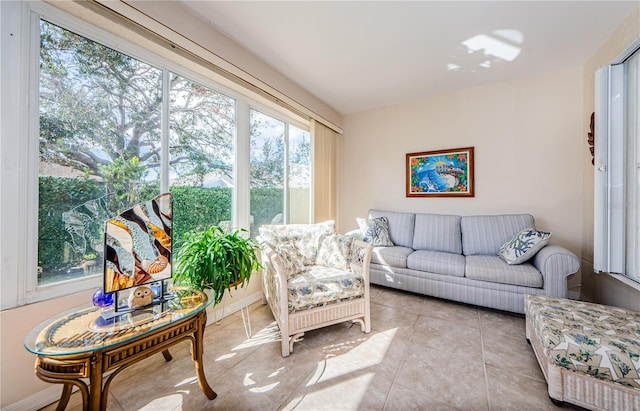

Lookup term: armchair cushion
[259,221,336,265]
[274,243,306,277]
[287,265,365,312]
[316,234,354,271]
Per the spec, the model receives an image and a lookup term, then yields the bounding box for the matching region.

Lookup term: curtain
[312,119,338,223]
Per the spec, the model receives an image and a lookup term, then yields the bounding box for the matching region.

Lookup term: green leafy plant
[173,226,262,305]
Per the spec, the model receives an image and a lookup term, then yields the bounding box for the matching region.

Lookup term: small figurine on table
[128,286,154,309]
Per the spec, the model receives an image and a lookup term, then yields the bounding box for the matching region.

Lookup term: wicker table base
[26,288,217,411]
[35,308,215,411]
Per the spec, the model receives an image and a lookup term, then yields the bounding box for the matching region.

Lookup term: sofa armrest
[532,245,580,298]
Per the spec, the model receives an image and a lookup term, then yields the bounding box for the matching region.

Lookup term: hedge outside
[38,177,284,276]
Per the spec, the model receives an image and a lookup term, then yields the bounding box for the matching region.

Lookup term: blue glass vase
[92,288,115,308]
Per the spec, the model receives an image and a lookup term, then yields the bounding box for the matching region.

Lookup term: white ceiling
[181,1,638,115]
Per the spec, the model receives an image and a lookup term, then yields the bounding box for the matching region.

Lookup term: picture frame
[406,147,474,197]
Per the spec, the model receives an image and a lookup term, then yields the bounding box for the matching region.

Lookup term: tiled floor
[41,285,584,410]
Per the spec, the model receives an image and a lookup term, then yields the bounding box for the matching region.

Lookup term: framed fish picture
[406,147,474,197]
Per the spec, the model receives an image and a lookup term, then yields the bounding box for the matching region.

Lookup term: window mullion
[236,101,250,231]
[284,125,290,224]
[25,9,41,299]
[161,69,170,193]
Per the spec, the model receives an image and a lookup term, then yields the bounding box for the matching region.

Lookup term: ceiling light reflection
[462,34,521,62]
[448,29,524,71]
[493,29,524,44]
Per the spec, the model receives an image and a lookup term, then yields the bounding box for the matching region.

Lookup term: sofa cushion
[461,214,535,256]
[287,265,365,313]
[499,228,551,265]
[465,255,543,287]
[357,216,394,246]
[371,246,414,268]
[406,250,465,277]
[412,213,462,254]
[316,234,353,271]
[369,209,415,248]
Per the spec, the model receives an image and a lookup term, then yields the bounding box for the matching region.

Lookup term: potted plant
[173,226,262,305]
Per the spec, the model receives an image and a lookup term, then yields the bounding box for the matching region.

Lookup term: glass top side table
[24,287,217,411]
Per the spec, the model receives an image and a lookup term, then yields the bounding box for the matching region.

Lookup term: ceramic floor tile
[383,382,460,411]
[281,355,394,411]
[38,287,576,411]
[322,325,414,382]
[370,284,385,299]
[39,391,123,411]
[109,344,228,411]
[482,330,546,382]
[484,364,585,411]
[370,301,419,332]
[173,364,286,411]
[394,342,489,411]
[413,315,483,355]
[374,287,425,315]
[203,314,280,371]
[478,309,525,340]
[421,296,481,329]
[227,340,327,406]
[297,321,354,352]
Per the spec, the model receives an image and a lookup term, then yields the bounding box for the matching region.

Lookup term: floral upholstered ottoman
[525,294,640,410]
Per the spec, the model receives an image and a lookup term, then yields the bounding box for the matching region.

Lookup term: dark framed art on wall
[406,147,474,197]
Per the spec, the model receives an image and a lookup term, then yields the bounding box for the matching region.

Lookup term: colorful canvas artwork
[104,193,172,293]
[406,147,474,197]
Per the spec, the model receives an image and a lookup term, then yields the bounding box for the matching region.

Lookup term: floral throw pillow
[356,216,394,247]
[316,234,354,271]
[498,228,552,265]
[275,243,306,277]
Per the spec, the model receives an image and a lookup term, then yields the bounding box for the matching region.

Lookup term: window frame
[1,1,311,308]
[594,39,640,283]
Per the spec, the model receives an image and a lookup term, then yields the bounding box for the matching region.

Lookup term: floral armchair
[257,221,373,357]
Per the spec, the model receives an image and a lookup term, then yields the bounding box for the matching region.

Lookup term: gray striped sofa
[348,210,580,314]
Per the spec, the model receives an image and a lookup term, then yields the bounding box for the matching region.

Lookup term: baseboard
[4,291,264,411]
[2,385,70,411]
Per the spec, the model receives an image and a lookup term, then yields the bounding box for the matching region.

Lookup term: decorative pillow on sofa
[316,234,354,271]
[498,228,552,265]
[356,216,394,247]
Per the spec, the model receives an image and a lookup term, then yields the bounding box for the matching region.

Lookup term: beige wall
[580,6,640,308]
[338,67,584,292]
[1,290,94,407]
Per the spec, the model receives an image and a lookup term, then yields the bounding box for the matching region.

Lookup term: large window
[38,20,163,285]
[249,109,311,237]
[14,4,311,305]
[168,73,236,241]
[594,43,640,282]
